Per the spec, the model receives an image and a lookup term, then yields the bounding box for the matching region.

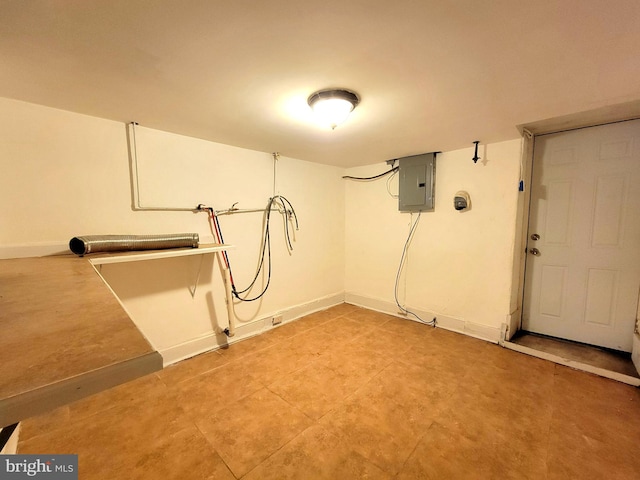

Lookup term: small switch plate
[272,315,283,326]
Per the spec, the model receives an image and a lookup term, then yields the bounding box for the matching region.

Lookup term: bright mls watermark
[0,455,77,479]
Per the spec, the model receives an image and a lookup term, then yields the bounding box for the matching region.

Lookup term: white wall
[344,140,522,342]
[0,97,345,363]
[0,96,523,360]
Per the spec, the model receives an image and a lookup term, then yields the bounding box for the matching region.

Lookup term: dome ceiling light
[307,89,360,130]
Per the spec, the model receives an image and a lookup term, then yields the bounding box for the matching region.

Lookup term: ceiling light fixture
[307,89,360,130]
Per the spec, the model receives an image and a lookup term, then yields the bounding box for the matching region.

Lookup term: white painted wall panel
[0,97,345,360]
[344,139,521,331]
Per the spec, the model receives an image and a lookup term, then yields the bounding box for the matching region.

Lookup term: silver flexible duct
[69,233,199,256]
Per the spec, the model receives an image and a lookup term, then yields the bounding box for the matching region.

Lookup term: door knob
[530,233,540,241]
[529,248,540,256]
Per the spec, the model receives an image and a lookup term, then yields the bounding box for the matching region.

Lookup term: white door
[523,120,640,352]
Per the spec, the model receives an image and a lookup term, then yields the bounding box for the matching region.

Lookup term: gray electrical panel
[398,153,436,212]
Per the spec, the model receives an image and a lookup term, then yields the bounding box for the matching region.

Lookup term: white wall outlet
[272,314,283,326]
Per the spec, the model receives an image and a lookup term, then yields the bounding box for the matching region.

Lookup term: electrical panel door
[398,153,436,212]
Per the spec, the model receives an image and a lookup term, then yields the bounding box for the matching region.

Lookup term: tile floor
[18,304,640,479]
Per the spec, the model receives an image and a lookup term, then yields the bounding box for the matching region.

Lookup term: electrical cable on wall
[394,212,436,326]
[342,166,398,181]
[207,195,298,302]
[386,168,399,198]
[342,160,400,197]
[344,156,435,326]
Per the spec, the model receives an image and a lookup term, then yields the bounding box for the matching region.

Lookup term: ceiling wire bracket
[272,152,280,197]
[472,141,480,163]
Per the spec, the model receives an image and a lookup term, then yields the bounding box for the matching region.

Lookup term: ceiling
[1,0,639,167]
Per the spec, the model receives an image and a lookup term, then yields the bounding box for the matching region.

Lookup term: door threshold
[503,336,640,387]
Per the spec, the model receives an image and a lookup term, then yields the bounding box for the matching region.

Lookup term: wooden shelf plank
[89,243,234,265]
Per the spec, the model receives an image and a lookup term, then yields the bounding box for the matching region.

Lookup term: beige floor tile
[480,342,555,377]
[69,373,169,418]
[22,422,232,480]
[316,341,394,380]
[16,304,640,479]
[547,420,640,480]
[283,329,340,355]
[240,340,324,386]
[243,423,392,480]
[464,352,556,404]
[397,418,547,480]
[128,429,236,480]
[550,365,640,442]
[263,311,337,343]
[346,329,413,355]
[263,318,317,342]
[216,333,279,361]
[196,387,312,478]
[319,362,443,475]
[171,359,265,420]
[435,385,552,461]
[20,373,168,442]
[291,327,346,353]
[397,345,554,479]
[547,365,640,480]
[19,392,200,479]
[553,362,640,399]
[412,363,553,479]
[157,349,229,385]
[395,346,477,377]
[438,366,553,434]
[268,358,369,419]
[321,316,373,339]
[19,405,71,443]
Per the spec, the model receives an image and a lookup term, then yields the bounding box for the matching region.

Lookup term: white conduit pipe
[127,122,200,212]
[214,206,288,216]
[272,152,279,197]
[126,122,245,338]
[222,267,236,337]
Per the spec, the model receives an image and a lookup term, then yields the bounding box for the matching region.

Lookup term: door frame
[506,100,640,347]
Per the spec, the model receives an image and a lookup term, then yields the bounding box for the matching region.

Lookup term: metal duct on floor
[69,233,199,256]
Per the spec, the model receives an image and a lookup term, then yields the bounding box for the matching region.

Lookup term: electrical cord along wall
[393,212,435,326]
[344,160,435,326]
[207,195,298,302]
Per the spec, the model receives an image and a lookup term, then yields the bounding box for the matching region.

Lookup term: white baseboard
[160,292,345,366]
[344,292,502,344]
[159,323,262,367]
